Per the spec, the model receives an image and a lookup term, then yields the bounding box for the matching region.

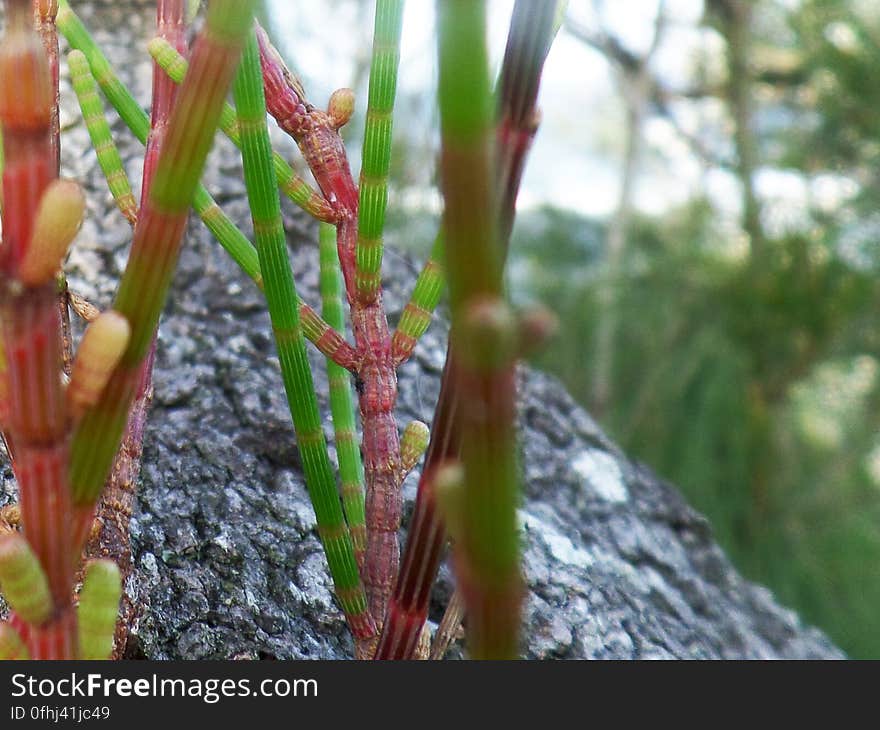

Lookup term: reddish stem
[258,27,404,630]
[10,605,76,659]
[351,298,401,623]
[375,353,459,659]
[0,2,76,656]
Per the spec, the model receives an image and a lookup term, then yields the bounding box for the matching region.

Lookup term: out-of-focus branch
[586,1,668,417]
[707,0,765,261]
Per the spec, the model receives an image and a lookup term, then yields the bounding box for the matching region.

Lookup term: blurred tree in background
[264,0,880,657]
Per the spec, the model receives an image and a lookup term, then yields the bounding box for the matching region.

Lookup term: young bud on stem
[400,420,430,475]
[517,305,558,358]
[19,179,85,286]
[459,296,518,370]
[68,310,131,419]
[0,533,53,625]
[328,88,355,130]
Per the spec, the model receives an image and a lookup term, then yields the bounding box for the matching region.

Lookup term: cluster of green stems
[0,0,564,660]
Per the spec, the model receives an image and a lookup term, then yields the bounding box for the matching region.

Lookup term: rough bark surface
[0,0,842,659]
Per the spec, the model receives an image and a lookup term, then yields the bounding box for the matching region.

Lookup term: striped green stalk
[148,37,336,224]
[192,188,262,284]
[355,0,405,303]
[57,1,146,149]
[69,0,258,506]
[319,221,366,565]
[58,14,357,367]
[391,232,444,365]
[437,0,522,659]
[233,31,375,645]
[68,50,137,225]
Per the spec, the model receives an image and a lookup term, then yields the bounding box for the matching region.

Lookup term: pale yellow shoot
[400,420,430,475]
[19,179,85,286]
[68,310,131,419]
[328,88,355,130]
[0,533,53,625]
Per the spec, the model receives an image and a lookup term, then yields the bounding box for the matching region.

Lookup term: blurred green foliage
[500,0,880,660]
[512,196,880,657]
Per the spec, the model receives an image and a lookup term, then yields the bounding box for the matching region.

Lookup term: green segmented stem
[148,37,336,224]
[58,10,357,368]
[319,222,366,564]
[437,0,522,660]
[0,534,53,626]
[391,2,565,366]
[190,187,262,284]
[0,622,29,660]
[391,232,444,365]
[379,0,560,660]
[68,50,137,225]
[233,31,375,643]
[57,1,146,149]
[69,0,257,505]
[77,560,121,660]
[355,0,405,303]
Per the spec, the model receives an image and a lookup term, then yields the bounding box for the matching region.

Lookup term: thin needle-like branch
[391,232,444,366]
[355,0,405,304]
[320,222,367,567]
[68,50,138,225]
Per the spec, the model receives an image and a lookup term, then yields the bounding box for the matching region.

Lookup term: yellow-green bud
[77,560,121,660]
[68,310,131,419]
[400,420,430,475]
[19,179,85,286]
[328,88,355,129]
[0,533,52,625]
